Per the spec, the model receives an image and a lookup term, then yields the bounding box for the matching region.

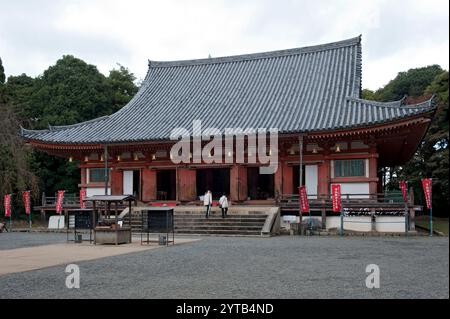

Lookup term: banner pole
[429,178,433,237]
[340,210,343,236]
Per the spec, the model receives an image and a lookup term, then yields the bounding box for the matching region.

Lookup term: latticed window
[89,168,107,183]
[334,159,365,177]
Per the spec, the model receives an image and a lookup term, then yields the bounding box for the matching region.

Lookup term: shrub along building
[22,36,436,215]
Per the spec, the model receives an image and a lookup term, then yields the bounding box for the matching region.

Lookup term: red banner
[299,186,309,214]
[331,184,341,213]
[399,181,408,203]
[56,190,65,215]
[79,189,86,209]
[22,191,31,215]
[4,194,11,218]
[421,179,432,209]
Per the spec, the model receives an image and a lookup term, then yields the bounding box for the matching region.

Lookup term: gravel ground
[0,232,67,250]
[0,233,448,299]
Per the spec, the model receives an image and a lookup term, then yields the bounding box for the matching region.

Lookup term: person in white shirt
[219,193,229,218]
[203,190,212,218]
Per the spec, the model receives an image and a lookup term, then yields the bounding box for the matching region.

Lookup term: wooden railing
[277,192,413,210]
[41,193,82,207]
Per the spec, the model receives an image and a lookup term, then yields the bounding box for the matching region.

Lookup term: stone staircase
[174,212,268,236]
[123,209,271,236]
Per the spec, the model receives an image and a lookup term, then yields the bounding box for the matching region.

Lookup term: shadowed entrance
[247,167,275,200]
[196,168,230,199]
[156,170,176,200]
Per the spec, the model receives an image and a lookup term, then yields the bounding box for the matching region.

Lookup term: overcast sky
[0,0,448,90]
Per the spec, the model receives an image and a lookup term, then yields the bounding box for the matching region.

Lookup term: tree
[0,100,39,202]
[375,65,443,101]
[0,57,5,84]
[4,55,138,198]
[363,66,449,215]
[4,74,35,122]
[28,55,113,128]
[362,88,376,100]
[107,64,139,112]
[387,71,449,214]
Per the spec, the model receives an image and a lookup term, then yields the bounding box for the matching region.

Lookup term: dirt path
[0,238,200,276]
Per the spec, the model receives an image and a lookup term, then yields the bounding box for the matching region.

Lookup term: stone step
[175,225,263,230]
[174,229,262,235]
[175,218,263,222]
[174,215,268,219]
[174,221,266,226]
[123,211,269,236]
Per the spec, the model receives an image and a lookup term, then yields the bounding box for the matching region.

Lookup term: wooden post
[321,199,326,230]
[408,186,415,231]
[129,199,132,243]
[299,135,304,229]
[93,200,97,245]
[104,145,109,196]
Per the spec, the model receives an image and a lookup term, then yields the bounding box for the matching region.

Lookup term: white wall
[339,183,370,198]
[123,170,133,195]
[86,187,111,197]
[375,217,406,233]
[305,165,318,197]
[326,216,372,231]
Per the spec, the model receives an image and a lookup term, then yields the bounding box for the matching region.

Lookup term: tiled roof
[21,36,435,144]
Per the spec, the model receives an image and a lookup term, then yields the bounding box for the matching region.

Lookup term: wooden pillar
[317,159,330,196]
[80,168,87,186]
[110,169,123,195]
[282,162,293,195]
[230,165,239,201]
[368,144,379,195]
[141,169,157,201]
[274,162,283,199]
[238,166,247,201]
[178,168,196,202]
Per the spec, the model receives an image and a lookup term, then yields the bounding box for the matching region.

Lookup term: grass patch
[416,216,449,235]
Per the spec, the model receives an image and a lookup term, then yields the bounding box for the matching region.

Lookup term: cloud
[0,0,448,89]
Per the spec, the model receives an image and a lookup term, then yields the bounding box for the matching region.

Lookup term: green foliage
[28,55,113,128]
[107,64,138,112]
[0,99,39,201]
[0,57,5,84]
[374,65,443,101]
[377,70,449,215]
[2,55,138,203]
[4,74,35,120]
[361,89,376,100]
[30,152,80,195]
[424,71,449,150]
